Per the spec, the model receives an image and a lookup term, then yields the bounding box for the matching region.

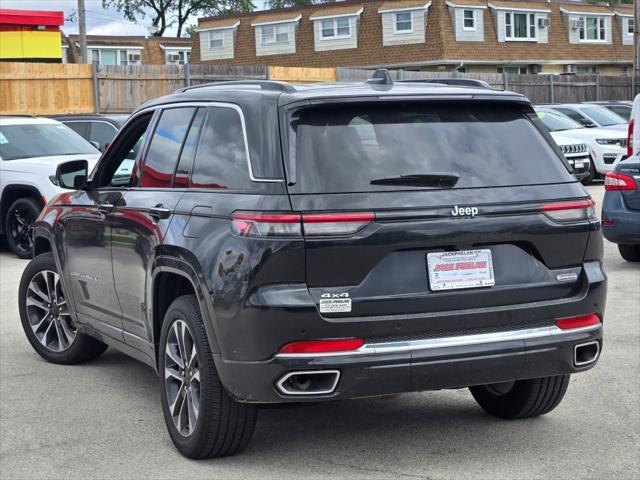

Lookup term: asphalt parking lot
[0,184,638,480]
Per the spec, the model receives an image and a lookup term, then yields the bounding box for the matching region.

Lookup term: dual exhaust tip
[574,340,600,367]
[276,370,340,396]
[275,341,599,395]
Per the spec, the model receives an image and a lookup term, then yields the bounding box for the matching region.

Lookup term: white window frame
[165,49,190,65]
[320,17,352,40]
[261,24,290,45]
[87,46,142,66]
[498,66,528,74]
[578,15,606,43]
[208,30,224,49]
[627,18,634,36]
[393,11,414,34]
[463,9,476,31]
[504,11,537,41]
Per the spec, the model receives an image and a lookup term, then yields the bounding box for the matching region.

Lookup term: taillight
[302,212,374,236]
[627,119,634,157]
[231,212,302,237]
[541,199,596,222]
[231,211,374,237]
[604,172,637,191]
[556,314,601,330]
[278,338,364,354]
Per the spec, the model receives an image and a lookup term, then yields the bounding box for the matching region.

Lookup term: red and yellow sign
[0,9,64,61]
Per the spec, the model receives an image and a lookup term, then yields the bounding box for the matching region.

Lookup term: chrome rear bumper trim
[274,324,601,359]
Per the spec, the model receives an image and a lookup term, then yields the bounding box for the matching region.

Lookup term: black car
[49,114,129,151]
[19,74,607,459]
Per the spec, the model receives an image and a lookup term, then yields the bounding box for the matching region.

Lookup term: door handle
[149,206,171,220]
[97,203,114,213]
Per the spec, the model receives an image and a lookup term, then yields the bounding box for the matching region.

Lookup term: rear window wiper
[370,173,460,187]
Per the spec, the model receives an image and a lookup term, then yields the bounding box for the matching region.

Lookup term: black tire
[5,196,41,258]
[19,252,108,364]
[159,295,257,459]
[469,375,570,419]
[618,244,640,262]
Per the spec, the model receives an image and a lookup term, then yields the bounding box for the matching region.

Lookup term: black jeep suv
[18,75,607,459]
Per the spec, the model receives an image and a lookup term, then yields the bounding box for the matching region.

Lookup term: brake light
[604,172,637,191]
[556,314,601,330]
[278,338,364,354]
[231,212,302,237]
[627,119,634,157]
[541,199,596,222]
[231,211,374,237]
[302,212,374,236]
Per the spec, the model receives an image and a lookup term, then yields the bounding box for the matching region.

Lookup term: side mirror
[56,160,89,190]
[89,140,101,150]
[580,119,596,128]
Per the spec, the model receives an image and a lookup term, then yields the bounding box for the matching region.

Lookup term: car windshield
[580,106,626,126]
[537,110,583,131]
[290,102,571,193]
[0,123,97,160]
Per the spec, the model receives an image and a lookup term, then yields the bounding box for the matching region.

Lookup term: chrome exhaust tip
[276,370,340,396]
[574,340,600,367]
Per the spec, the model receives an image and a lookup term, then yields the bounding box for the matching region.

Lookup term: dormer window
[629,18,635,35]
[505,12,536,41]
[321,18,352,39]
[209,31,224,49]
[463,10,475,30]
[579,16,606,42]
[394,12,413,32]
[261,24,289,44]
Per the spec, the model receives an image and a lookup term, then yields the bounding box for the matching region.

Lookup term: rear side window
[553,108,586,124]
[141,107,195,188]
[173,108,206,188]
[89,121,117,150]
[63,121,88,139]
[289,102,572,193]
[190,107,251,190]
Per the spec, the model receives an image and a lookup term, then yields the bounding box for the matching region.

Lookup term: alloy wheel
[9,206,35,255]
[25,270,76,351]
[164,319,201,437]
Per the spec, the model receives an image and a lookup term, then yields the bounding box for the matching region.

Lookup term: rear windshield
[289,103,572,193]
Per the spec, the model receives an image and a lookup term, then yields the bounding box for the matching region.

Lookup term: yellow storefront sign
[0,31,61,60]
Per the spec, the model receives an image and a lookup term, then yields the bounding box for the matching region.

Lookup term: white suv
[0,117,100,258]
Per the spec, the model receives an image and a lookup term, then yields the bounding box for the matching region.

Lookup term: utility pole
[635,0,640,75]
[78,0,87,63]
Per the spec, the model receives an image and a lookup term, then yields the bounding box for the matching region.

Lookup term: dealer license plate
[574,161,584,169]
[427,249,495,292]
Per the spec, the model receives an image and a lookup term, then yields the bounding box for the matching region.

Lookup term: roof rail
[178,80,296,94]
[398,78,492,89]
[366,68,393,86]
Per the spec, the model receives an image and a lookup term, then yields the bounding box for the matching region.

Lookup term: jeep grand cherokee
[18,73,606,459]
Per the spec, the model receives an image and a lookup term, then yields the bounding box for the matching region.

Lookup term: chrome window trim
[119,101,283,184]
[274,324,601,358]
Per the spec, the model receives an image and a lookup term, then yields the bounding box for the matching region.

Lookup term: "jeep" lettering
[450,205,479,217]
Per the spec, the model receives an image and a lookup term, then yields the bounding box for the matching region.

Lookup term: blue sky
[2,0,268,37]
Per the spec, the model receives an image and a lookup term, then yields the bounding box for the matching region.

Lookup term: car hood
[550,133,584,146]
[554,128,626,140]
[4,153,101,172]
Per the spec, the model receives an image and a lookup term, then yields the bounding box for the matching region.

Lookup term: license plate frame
[427,249,495,292]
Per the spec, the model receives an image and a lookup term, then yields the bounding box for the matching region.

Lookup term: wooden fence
[1,62,639,115]
[0,63,94,115]
[337,68,640,104]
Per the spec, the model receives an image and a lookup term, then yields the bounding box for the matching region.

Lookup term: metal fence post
[184,63,191,87]
[503,71,508,91]
[398,68,404,81]
[265,65,270,80]
[92,63,100,114]
[632,75,636,98]
[549,74,555,103]
[595,75,600,101]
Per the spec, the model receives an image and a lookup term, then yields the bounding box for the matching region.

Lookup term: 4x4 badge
[451,205,479,217]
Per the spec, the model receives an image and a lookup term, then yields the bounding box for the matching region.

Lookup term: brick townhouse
[64,35,193,65]
[192,0,633,75]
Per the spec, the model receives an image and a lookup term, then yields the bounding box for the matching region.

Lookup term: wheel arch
[151,255,221,371]
[0,184,45,235]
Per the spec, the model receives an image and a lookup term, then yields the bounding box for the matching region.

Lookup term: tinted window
[174,109,206,188]
[554,108,586,123]
[63,121,88,139]
[608,105,631,120]
[89,121,118,149]
[580,106,626,126]
[537,110,583,131]
[290,103,572,193]
[191,107,251,190]
[140,108,195,188]
[0,123,96,160]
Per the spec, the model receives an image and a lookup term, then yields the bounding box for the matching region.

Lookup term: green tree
[184,24,198,37]
[102,0,255,38]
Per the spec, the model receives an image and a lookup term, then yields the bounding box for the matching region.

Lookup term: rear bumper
[217,324,602,403]
[602,193,640,245]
